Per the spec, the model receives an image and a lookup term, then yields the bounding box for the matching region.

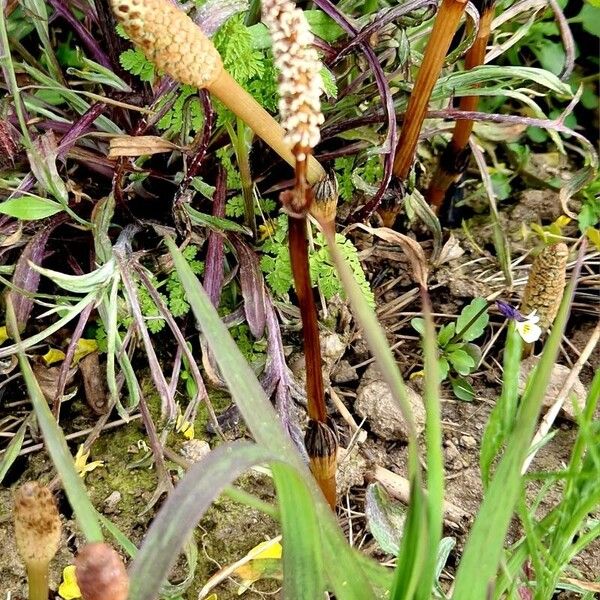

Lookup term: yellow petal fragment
[0,326,9,345]
[58,565,82,600]
[43,348,66,365]
[233,539,283,594]
[74,445,105,478]
[73,338,98,364]
[176,413,195,440]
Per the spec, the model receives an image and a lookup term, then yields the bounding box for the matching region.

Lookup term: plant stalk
[427,1,496,210]
[210,70,325,184]
[389,0,468,223]
[26,561,50,600]
[288,216,326,424]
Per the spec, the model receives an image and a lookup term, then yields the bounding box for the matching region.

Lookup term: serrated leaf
[451,377,475,401]
[455,298,489,342]
[321,67,337,99]
[0,196,64,220]
[365,483,407,556]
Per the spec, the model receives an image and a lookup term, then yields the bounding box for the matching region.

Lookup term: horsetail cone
[109,0,326,184]
[521,243,569,331]
[14,482,61,600]
[110,0,222,88]
[13,482,61,566]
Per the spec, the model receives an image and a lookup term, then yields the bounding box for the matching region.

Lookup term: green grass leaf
[6,299,103,543]
[452,265,577,599]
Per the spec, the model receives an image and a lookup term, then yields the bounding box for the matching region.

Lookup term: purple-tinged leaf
[229,234,267,339]
[127,442,280,600]
[26,131,68,203]
[0,119,20,168]
[10,104,106,200]
[54,301,94,418]
[262,297,306,457]
[334,0,436,61]
[7,217,65,332]
[202,167,226,308]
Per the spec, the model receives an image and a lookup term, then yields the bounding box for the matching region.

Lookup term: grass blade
[6,299,103,543]
[452,259,579,599]
[164,235,377,599]
[127,442,281,600]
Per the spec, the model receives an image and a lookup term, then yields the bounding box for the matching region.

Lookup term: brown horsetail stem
[521,242,569,332]
[13,482,61,600]
[427,0,497,210]
[263,0,337,509]
[388,0,468,224]
[110,0,325,183]
[75,542,129,600]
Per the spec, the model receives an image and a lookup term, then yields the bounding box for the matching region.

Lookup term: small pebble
[461,435,477,449]
[331,360,358,384]
[180,439,211,463]
[103,491,122,514]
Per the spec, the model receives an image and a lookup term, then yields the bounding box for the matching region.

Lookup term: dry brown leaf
[350,224,429,288]
[108,135,183,158]
[436,234,464,266]
[0,221,22,247]
[79,352,109,415]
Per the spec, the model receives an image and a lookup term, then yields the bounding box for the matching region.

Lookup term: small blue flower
[496,300,524,321]
[496,300,542,343]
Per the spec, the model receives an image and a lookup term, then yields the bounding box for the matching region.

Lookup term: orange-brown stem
[393,0,468,182]
[427,3,495,209]
[450,6,494,149]
[288,216,327,423]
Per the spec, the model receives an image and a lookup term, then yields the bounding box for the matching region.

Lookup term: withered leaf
[108,135,184,158]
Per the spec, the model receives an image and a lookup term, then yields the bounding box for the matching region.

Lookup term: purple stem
[176,91,215,198]
[548,0,575,81]
[333,0,437,63]
[53,301,94,418]
[47,0,112,69]
[203,167,226,308]
[313,0,397,222]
